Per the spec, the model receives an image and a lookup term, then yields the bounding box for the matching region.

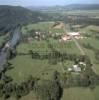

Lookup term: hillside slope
[0,5,50,35]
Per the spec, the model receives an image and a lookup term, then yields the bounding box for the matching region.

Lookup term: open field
[17,40,51,53]
[6,55,63,83]
[17,40,81,54]
[0,92,37,100]
[5,22,99,100]
[65,10,99,17]
[78,25,99,33]
[22,22,64,34]
[78,35,99,74]
[61,86,99,100]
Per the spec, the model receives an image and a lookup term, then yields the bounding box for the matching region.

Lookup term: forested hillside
[0,5,51,35]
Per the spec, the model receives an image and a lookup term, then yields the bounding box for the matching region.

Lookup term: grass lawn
[6,55,64,83]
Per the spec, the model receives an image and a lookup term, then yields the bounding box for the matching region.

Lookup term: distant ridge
[64,4,99,10]
[28,4,99,11]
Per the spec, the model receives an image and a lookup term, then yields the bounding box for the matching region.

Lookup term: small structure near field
[79,62,86,66]
[61,35,71,41]
[67,61,86,72]
[68,32,80,36]
[68,32,81,39]
[67,65,81,72]
[73,65,81,72]
[61,32,84,42]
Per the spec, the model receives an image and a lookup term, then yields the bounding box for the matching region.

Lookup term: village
[26,22,86,43]
[22,22,88,73]
[1,2,99,100]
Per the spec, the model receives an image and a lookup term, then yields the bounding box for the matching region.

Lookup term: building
[79,62,86,66]
[68,68,73,71]
[68,32,80,36]
[68,32,81,39]
[61,32,83,42]
[67,65,81,72]
[73,65,81,72]
[61,35,71,41]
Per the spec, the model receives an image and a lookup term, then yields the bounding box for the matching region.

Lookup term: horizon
[0,0,99,7]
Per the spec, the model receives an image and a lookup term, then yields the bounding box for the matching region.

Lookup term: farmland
[6,55,63,83]
[65,10,99,17]
[22,22,64,34]
[1,9,99,100]
[3,21,99,100]
[61,87,99,100]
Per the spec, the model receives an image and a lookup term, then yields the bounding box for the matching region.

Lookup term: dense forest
[0,5,51,35]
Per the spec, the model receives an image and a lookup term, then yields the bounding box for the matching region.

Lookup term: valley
[0,4,99,100]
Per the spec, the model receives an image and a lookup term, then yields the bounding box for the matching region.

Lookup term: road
[63,24,85,55]
[63,23,98,74]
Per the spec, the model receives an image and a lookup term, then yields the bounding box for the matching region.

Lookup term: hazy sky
[0,0,99,6]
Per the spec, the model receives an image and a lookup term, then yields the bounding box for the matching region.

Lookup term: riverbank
[0,28,21,71]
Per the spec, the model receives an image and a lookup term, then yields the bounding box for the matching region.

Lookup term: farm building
[68,32,81,39]
[61,35,71,41]
[61,32,83,42]
[68,32,80,36]
[73,65,81,72]
[67,64,81,72]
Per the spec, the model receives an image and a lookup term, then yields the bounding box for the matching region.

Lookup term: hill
[0,5,50,35]
[64,4,99,10]
[28,4,99,12]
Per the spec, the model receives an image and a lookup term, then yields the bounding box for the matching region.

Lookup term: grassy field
[22,22,64,34]
[79,25,99,33]
[2,86,98,100]
[17,40,51,53]
[6,55,64,83]
[0,92,37,100]
[17,39,81,55]
[5,22,99,100]
[78,36,99,74]
[61,87,99,100]
[49,39,81,54]
[65,10,99,17]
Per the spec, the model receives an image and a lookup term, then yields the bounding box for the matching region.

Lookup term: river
[0,28,21,71]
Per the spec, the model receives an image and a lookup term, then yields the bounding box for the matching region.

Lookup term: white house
[68,32,81,39]
[68,32,80,36]
[73,65,81,72]
[68,68,73,71]
[79,62,86,66]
